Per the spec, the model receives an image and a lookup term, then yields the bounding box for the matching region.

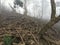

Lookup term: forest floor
[0,13,60,45]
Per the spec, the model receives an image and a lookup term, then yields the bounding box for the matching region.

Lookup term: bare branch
[16,30,24,43]
[39,15,60,36]
[43,35,60,45]
[24,0,27,15]
[9,3,22,15]
[51,27,58,34]
[29,31,39,45]
[9,4,16,12]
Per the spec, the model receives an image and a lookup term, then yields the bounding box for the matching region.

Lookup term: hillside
[0,12,60,45]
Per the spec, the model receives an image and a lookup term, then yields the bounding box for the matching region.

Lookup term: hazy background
[0,0,60,21]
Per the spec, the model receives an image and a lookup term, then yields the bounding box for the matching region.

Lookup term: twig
[16,30,24,43]
[29,31,39,45]
[43,35,57,45]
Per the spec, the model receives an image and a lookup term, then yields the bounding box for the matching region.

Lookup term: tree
[12,0,28,15]
[14,0,23,8]
[24,0,27,15]
[39,0,60,44]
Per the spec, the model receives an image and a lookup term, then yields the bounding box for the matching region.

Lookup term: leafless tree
[39,0,60,44]
[24,0,27,15]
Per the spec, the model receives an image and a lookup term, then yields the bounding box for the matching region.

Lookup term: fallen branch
[43,35,60,45]
[51,27,58,34]
[29,31,39,45]
[16,30,24,43]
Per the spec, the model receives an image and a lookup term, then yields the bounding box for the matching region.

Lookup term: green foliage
[3,35,14,45]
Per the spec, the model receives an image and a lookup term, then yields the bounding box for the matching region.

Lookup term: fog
[0,0,60,21]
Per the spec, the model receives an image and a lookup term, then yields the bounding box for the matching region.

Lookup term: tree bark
[39,16,60,35]
[51,0,56,20]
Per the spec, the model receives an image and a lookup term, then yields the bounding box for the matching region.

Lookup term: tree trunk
[39,0,60,37]
[24,0,27,15]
